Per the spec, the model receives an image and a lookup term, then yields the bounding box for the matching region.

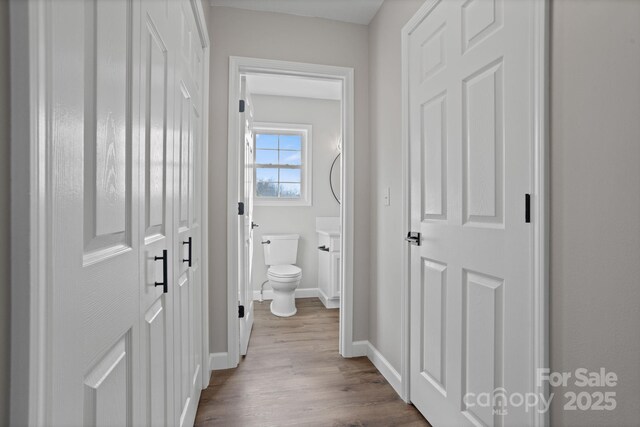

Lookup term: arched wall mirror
[330,152,341,205]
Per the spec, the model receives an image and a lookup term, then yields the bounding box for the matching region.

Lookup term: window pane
[279,168,301,183]
[279,183,301,198]
[279,150,301,166]
[256,181,278,197]
[279,134,301,150]
[256,167,278,183]
[256,134,278,149]
[256,149,278,165]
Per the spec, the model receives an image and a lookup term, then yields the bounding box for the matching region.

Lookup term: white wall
[250,95,341,292]
[207,6,370,353]
[0,0,10,423]
[550,1,640,425]
[368,0,424,376]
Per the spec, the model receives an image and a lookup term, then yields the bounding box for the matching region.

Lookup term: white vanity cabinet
[317,231,341,309]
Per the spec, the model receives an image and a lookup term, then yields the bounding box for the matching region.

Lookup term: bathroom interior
[246,72,343,331]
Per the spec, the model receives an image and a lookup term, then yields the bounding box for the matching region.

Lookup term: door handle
[318,245,330,252]
[405,232,421,246]
[251,222,259,229]
[261,240,271,245]
[183,237,192,267]
[154,249,168,293]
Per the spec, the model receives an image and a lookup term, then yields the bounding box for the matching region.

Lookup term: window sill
[254,198,312,207]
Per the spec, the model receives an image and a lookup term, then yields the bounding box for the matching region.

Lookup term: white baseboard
[350,340,369,357]
[252,287,319,301]
[366,342,403,398]
[209,352,231,371]
[349,341,403,399]
[318,288,340,309]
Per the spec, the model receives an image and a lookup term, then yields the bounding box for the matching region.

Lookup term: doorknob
[183,237,192,267]
[405,231,421,246]
[251,222,259,229]
[154,249,168,293]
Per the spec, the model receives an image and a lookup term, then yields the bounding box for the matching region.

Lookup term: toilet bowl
[262,234,302,317]
[267,264,302,317]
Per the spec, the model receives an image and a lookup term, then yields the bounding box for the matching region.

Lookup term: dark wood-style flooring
[195,298,430,426]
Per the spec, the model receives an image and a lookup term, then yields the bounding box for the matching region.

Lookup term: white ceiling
[246,74,342,101]
[209,0,385,25]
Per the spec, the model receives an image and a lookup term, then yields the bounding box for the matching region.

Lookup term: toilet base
[269,288,297,317]
[270,301,297,317]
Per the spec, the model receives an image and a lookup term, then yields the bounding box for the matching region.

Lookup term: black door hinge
[239,305,245,318]
[238,202,244,215]
[239,100,245,113]
[525,194,531,223]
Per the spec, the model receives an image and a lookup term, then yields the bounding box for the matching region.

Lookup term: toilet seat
[267,264,302,279]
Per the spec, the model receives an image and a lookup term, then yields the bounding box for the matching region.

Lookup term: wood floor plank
[195,298,430,427]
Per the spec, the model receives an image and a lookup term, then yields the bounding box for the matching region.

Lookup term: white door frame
[226,57,356,367]
[399,1,549,426]
[8,1,211,424]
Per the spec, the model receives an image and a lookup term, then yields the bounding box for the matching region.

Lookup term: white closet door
[48,1,142,425]
[172,2,204,425]
[138,0,176,425]
[408,1,535,426]
[42,1,206,425]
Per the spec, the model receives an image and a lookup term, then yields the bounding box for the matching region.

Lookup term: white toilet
[262,234,302,317]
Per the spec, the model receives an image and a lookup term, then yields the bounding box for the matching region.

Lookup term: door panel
[144,300,168,426]
[461,270,504,426]
[85,0,130,250]
[408,1,534,426]
[421,259,447,394]
[83,336,131,427]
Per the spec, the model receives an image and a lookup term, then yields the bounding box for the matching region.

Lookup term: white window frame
[253,122,313,207]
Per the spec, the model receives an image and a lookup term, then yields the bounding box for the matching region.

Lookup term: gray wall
[368,0,424,374]
[207,6,370,353]
[0,0,10,423]
[550,1,640,425]
[251,95,341,292]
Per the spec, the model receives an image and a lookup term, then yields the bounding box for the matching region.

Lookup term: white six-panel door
[44,0,207,425]
[408,0,536,426]
[239,79,255,356]
[48,1,142,424]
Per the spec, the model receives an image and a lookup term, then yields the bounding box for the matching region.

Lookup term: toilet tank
[263,234,299,266]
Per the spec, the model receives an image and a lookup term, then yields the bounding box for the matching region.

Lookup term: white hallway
[1,1,639,426]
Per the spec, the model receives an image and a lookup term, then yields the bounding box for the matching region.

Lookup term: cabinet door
[318,249,329,297]
[330,252,342,299]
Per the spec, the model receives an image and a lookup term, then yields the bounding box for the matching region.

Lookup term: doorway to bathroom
[226,57,356,367]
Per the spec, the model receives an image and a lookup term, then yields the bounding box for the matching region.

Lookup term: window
[253,123,312,206]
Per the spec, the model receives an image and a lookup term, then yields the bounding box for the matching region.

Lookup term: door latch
[405,231,421,246]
